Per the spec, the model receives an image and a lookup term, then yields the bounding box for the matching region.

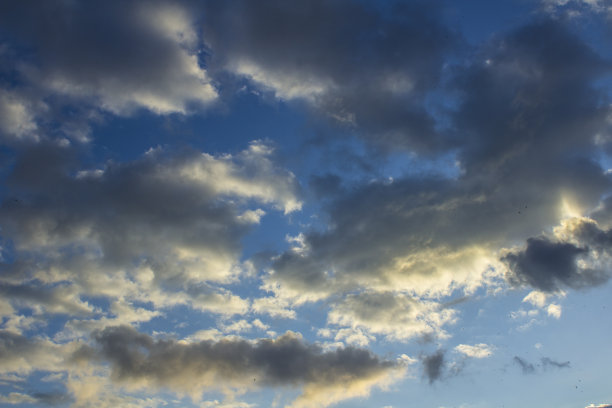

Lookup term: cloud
[422,350,445,384]
[546,303,562,318]
[200,401,255,408]
[0,0,216,115]
[503,218,612,292]
[0,90,39,142]
[541,0,612,17]
[28,392,73,406]
[262,18,612,327]
[513,356,570,374]
[0,282,94,317]
[454,344,494,359]
[503,238,589,292]
[326,291,457,344]
[0,141,300,327]
[202,0,457,152]
[76,325,405,407]
[0,4,611,407]
[0,392,37,405]
[541,357,570,369]
[0,331,64,375]
[264,176,506,306]
[513,356,535,374]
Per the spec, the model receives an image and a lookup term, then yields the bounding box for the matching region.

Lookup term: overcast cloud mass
[0,0,611,407]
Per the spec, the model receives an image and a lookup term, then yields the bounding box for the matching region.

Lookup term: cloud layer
[0,0,611,406]
[76,326,404,407]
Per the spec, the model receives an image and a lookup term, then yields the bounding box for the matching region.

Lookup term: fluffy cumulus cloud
[0,0,216,116]
[72,325,405,407]
[0,140,300,328]
[0,331,66,375]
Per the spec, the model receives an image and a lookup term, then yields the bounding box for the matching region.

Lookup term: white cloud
[326,292,457,343]
[547,303,562,319]
[252,296,297,319]
[522,291,550,308]
[179,141,302,214]
[0,90,38,141]
[0,331,66,376]
[454,344,494,359]
[231,59,330,102]
[0,392,37,404]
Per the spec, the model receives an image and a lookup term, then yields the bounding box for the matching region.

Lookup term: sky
[0,0,611,407]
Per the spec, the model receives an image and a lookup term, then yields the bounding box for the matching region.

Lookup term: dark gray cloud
[503,238,589,292]
[30,391,73,406]
[503,218,612,292]
[0,330,39,358]
[513,356,570,374]
[202,0,457,152]
[422,350,445,384]
[570,219,612,249]
[263,18,612,315]
[1,143,237,271]
[452,19,611,173]
[513,356,536,374]
[0,282,93,316]
[76,325,402,402]
[541,357,570,369]
[0,0,216,116]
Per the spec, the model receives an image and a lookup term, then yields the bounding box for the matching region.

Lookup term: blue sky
[0,1,611,407]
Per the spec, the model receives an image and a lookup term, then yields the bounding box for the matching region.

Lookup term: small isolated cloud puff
[503,217,612,292]
[0,90,39,142]
[454,343,494,359]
